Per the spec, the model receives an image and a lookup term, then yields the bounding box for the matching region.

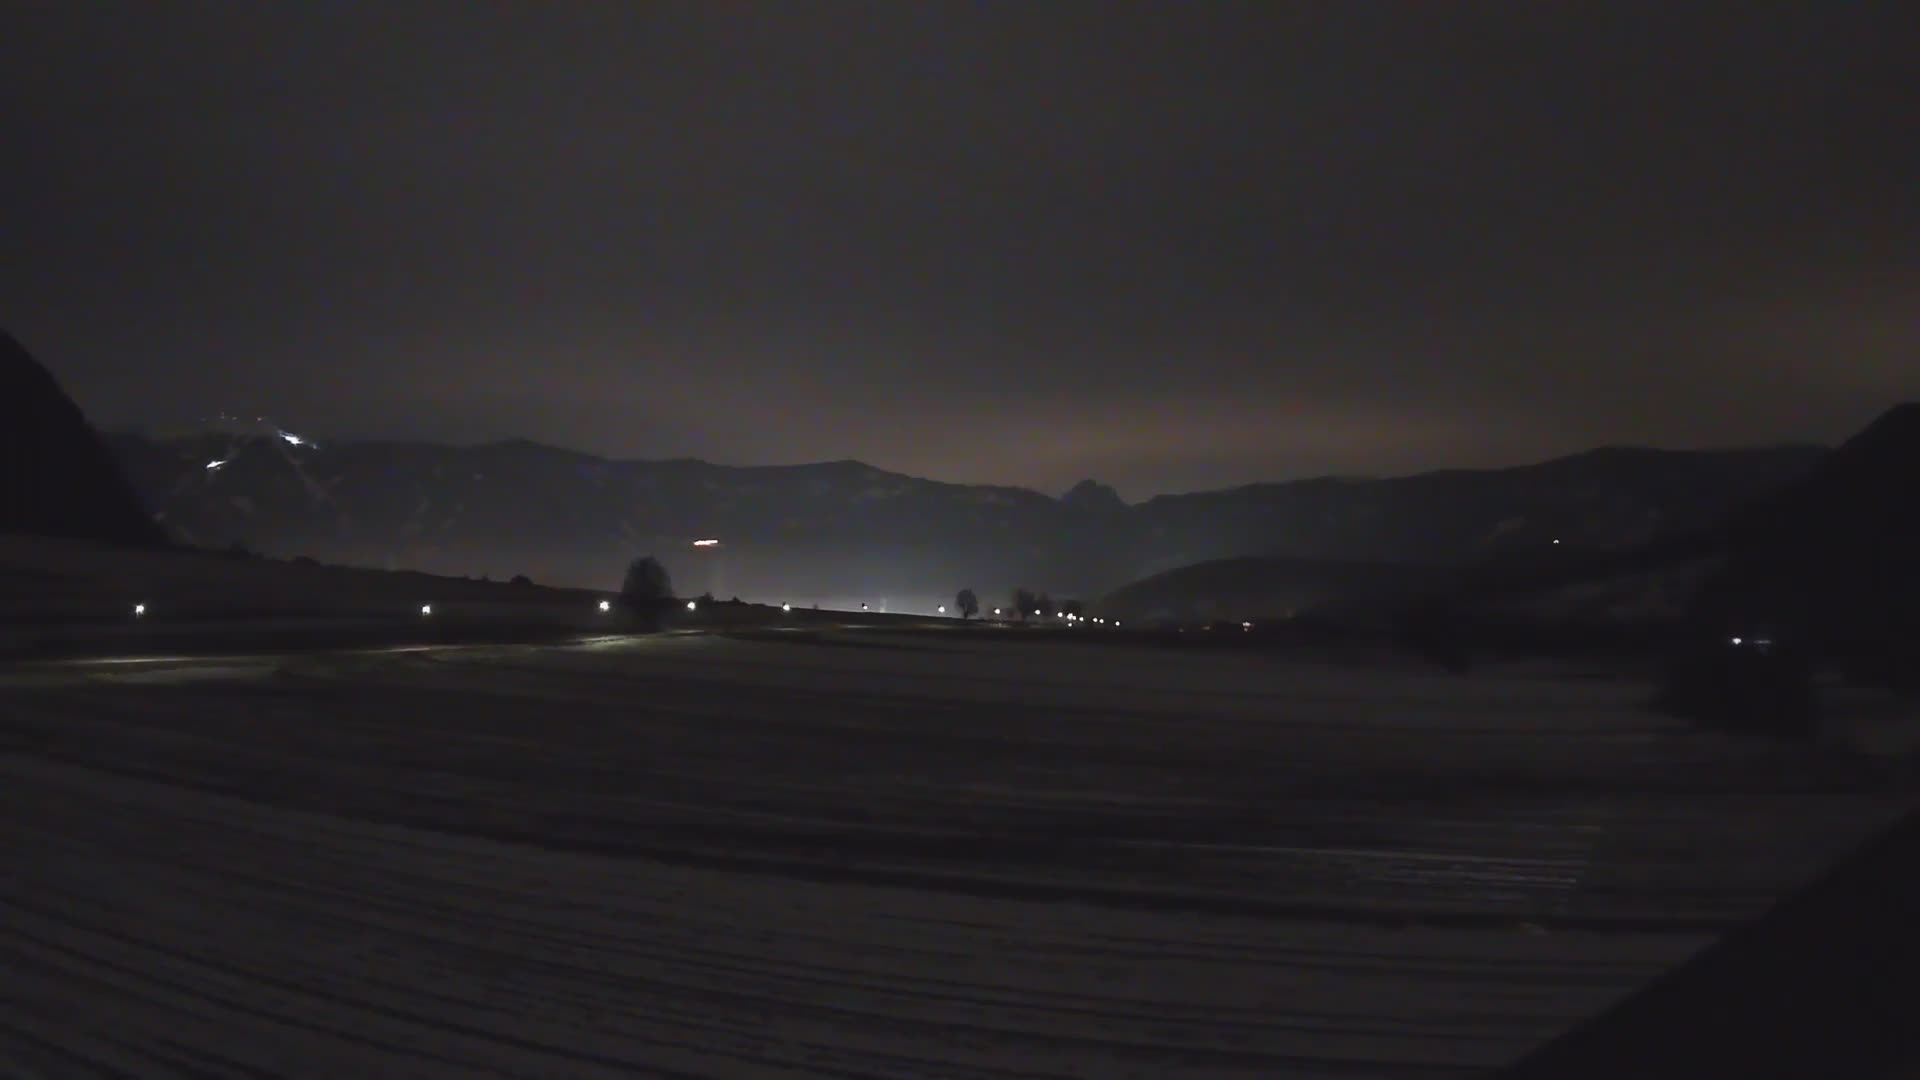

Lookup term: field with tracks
[3,630,1911,1076]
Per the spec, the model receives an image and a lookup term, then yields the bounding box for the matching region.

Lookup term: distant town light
[279,431,305,447]
[686,600,698,611]
[132,602,146,617]
[420,604,432,616]
[692,538,720,547]
[1552,538,1562,545]
[992,608,1001,616]
[597,599,611,613]
[861,603,869,611]
[1242,621,1253,631]
[782,603,791,612]
[205,459,225,471]
[1730,636,1743,646]
[937,605,946,614]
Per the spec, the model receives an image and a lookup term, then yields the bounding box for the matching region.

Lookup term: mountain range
[106,426,1823,610]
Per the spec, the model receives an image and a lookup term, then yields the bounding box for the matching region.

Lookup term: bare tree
[956,588,979,620]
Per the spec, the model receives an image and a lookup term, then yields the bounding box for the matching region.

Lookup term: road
[2,631,1911,1076]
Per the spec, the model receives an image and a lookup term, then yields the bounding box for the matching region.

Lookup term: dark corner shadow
[1495,806,1920,1079]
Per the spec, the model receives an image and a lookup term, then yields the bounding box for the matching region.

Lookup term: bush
[618,556,675,631]
[509,573,533,586]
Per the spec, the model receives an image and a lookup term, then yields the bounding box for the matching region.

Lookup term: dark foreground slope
[1500,802,1920,1079]
[1703,404,1920,665]
[1,331,165,547]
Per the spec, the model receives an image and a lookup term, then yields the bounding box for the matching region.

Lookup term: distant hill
[1126,445,1822,571]
[1266,402,1920,670]
[1095,557,1449,626]
[1,331,165,548]
[1698,403,1920,665]
[108,430,1824,604]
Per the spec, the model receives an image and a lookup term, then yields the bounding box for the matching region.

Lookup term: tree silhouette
[619,555,674,630]
[956,588,979,620]
[1037,592,1055,618]
[1012,587,1037,622]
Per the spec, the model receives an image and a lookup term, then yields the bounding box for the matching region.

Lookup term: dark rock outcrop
[1,330,165,547]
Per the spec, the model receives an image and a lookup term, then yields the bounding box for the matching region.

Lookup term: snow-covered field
[2,632,1912,1077]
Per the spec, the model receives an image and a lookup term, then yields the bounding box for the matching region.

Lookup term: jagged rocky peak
[1061,478,1127,513]
[0,329,167,547]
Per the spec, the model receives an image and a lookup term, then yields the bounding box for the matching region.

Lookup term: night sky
[7,2,1914,498]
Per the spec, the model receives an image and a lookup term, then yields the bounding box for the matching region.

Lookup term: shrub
[618,556,675,631]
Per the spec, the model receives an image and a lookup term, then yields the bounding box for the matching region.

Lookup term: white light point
[782,603,791,612]
[420,604,432,616]
[205,459,225,471]
[598,600,611,613]
[686,600,698,611]
[133,603,146,617]
[937,605,946,614]
[692,538,720,547]
[279,432,305,447]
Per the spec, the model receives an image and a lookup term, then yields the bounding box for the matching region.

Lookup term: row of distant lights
[979,607,1119,626]
[136,598,1001,621]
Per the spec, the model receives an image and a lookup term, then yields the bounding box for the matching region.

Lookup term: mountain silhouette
[1,330,165,547]
[110,426,1821,604]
